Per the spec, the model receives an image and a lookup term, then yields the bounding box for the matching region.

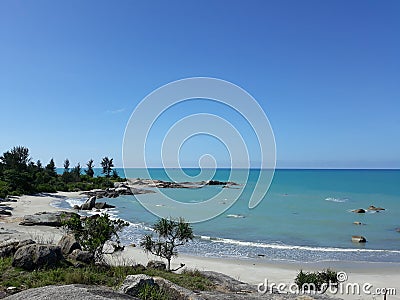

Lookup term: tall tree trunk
[167,258,171,272]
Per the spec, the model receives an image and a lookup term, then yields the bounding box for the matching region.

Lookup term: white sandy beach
[1,192,399,300]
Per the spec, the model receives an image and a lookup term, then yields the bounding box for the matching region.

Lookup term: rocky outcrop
[154,276,204,300]
[201,271,255,294]
[4,284,137,300]
[76,196,116,210]
[81,196,97,210]
[352,208,366,213]
[367,205,385,211]
[94,202,115,209]
[19,211,79,227]
[0,240,20,258]
[12,244,64,270]
[0,209,12,216]
[146,260,166,271]
[68,249,94,264]
[81,186,154,200]
[58,234,81,255]
[119,274,155,297]
[0,239,35,258]
[351,235,367,243]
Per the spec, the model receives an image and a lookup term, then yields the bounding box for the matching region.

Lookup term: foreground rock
[154,277,204,300]
[57,234,81,255]
[119,274,155,297]
[4,284,137,300]
[68,249,93,264]
[0,239,35,258]
[146,260,166,270]
[198,271,335,299]
[12,244,64,270]
[0,209,12,216]
[19,211,79,227]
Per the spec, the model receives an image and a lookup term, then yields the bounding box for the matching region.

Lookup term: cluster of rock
[19,211,78,227]
[81,182,155,200]
[0,234,93,271]
[75,196,116,211]
[352,205,385,214]
[0,205,12,216]
[75,179,240,203]
[351,204,386,243]
[0,196,17,217]
[0,196,17,203]
[122,178,238,190]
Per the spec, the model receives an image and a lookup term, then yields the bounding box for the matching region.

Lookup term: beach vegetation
[85,159,95,177]
[0,257,213,296]
[141,218,194,272]
[295,269,338,292]
[61,213,129,262]
[0,146,124,198]
[101,156,114,178]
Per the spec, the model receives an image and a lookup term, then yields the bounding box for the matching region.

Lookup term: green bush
[138,283,171,300]
[295,269,337,292]
[62,213,129,262]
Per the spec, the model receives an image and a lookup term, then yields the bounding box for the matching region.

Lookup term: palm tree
[85,159,95,178]
[63,159,70,173]
[101,157,114,178]
[141,218,193,271]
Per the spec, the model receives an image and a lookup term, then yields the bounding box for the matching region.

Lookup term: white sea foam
[196,235,400,254]
[226,214,245,218]
[325,197,348,203]
[66,198,86,207]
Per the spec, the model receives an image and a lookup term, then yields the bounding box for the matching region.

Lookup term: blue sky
[0,0,399,169]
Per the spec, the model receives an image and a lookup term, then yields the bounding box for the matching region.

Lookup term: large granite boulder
[94,202,115,209]
[146,260,166,271]
[57,234,81,255]
[118,274,155,297]
[0,239,35,258]
[154,277,204,300]
[19,211,78,227]
[12,244,63,270]
[0,209,12,216]
[81,196,96,210]
[4,284,137,300]
[68,249,94,264]
[0,240,19,258]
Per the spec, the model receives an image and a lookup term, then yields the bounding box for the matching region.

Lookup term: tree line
[0,146,123,198]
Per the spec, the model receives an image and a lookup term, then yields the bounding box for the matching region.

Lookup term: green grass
[0,258,213,295]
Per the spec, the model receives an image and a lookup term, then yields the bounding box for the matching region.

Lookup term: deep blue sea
[54,169,400,263]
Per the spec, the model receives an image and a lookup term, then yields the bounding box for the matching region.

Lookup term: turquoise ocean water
[55,169,400,263]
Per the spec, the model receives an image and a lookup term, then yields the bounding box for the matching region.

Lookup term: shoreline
[1,192,399,299]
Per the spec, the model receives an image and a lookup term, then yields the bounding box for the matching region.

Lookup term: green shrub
[295,269,337,292]
[62,213,129,262]
[138,283,171,300]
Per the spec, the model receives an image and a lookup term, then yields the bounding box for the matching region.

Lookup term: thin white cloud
[107,108,125,114]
